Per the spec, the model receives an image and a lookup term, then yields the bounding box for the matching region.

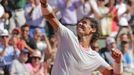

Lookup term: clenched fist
[111,48,122,63]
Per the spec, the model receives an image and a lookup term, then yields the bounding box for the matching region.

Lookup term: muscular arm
[0,47,6,56]
[101,69,121,75]
[40,0,60,32]
[99,49,122,75]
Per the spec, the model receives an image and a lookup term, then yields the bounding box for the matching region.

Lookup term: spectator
[27,50,49,75]
[119,33,129,42]
[0,29,20,75]
[117,32,134,50]
[0,3,5,33]
[97,0,112,36]
[77,0,92,21]
[33,28,52,62]
[121,41,134,75]
[76,0,102,21]
[115,0,132,40]
[24,0,46,37]
[99,37,117,66]
[33,28,47,52]
[21,24,37,53]
[91,40,100,52]
[55,0,82,35]
[9,29,20,48]
[10,28,32,51]
[46,34,58,73]
[0,3,9,33]
[10,49,30,75]
[106,0,119,37]
[129,0,134,36]
[7,0,27,33]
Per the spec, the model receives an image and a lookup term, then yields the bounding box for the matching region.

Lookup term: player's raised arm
[40,0,60,31]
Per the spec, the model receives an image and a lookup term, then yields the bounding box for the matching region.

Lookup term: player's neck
[79,36,91,48]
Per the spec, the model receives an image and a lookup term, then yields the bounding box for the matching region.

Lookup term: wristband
[47,4,53,13]
[42,4,53,15]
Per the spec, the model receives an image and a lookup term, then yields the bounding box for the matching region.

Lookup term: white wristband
[47,4,53,12]
[42,4,53,15]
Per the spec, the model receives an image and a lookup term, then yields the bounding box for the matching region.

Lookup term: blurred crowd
[0,0,134,75]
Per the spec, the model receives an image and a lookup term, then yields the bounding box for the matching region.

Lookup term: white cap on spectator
[0,29,9,36]
[106,37,115,45]
[105,0,109,4]
[97,0,108,4]
[0,4,4,17]
[31,50,41,58]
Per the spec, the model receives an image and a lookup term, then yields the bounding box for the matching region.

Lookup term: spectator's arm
[89,0,102,19]
[0,40,8,56]
[0,47,6,57]
[24,44,35,53]
[127,25,134,47]
[43,61,50,75]
[13,45,19,58]
[44,34,52,56]
[22,40,35,53]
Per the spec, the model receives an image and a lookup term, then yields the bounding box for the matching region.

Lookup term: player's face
[77,19,95,36]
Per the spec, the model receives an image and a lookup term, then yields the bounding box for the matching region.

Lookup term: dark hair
[126,0,132,6]
[121,41,129,46]
[106,0,117,7]
[121,41,129,53]
[78,17,101,44]
[21,24,30,31]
